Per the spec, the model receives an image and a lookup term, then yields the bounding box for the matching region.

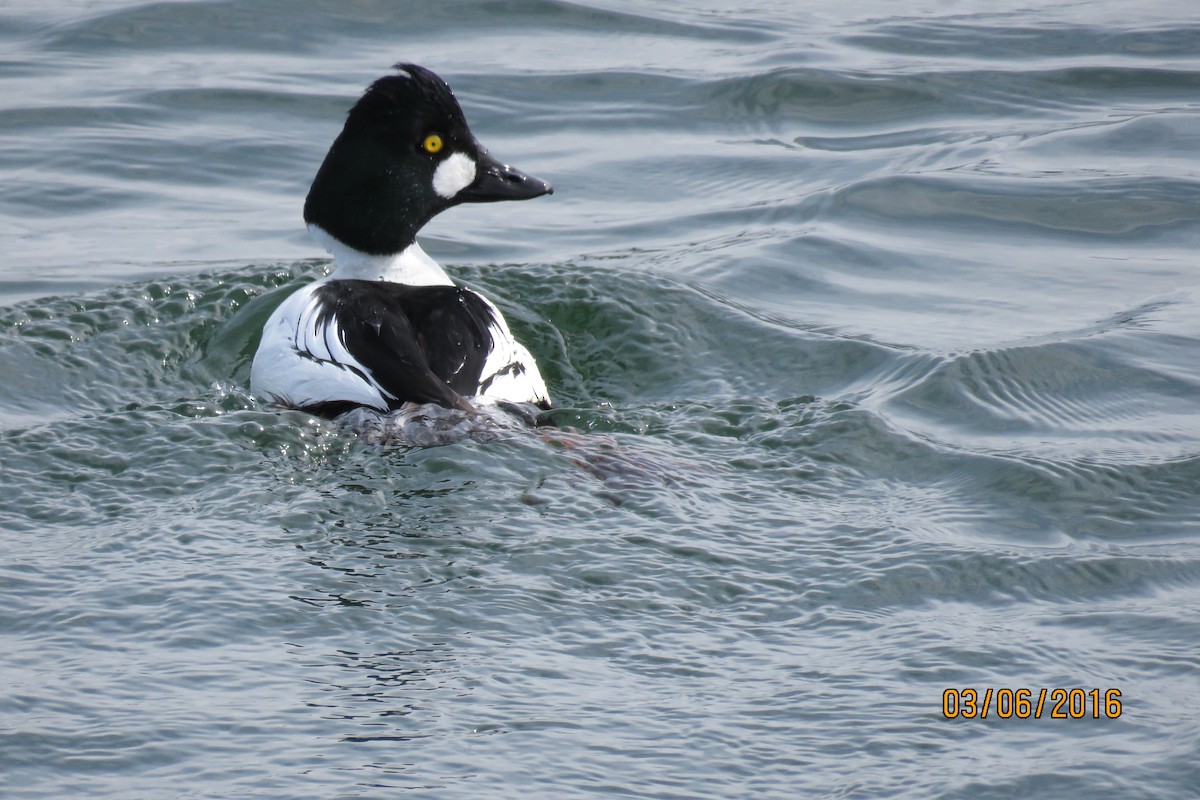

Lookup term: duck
[250,63,554,418]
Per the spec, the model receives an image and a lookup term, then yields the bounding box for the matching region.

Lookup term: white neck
[308,224,453,286]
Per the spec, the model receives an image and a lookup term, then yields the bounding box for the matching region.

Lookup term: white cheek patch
[432,152,477,199]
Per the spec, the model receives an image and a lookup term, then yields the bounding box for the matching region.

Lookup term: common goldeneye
[251,63,553,417]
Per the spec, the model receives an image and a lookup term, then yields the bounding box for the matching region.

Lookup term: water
[3,1,1200,797]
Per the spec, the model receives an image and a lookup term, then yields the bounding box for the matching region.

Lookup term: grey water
[3,1,1200,798]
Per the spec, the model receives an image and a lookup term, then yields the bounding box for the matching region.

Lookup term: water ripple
[5,2,1200,798]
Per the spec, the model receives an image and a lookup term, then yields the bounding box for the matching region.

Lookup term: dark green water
[3,2,1200,798]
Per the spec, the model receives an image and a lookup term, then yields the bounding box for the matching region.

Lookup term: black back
[312,279,497,411]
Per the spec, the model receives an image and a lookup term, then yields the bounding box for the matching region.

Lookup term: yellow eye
[422,134,444,154]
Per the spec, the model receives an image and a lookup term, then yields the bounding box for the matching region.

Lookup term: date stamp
[942,688,1122,719]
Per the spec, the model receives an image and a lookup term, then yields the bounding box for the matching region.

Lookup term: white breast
[474,296,551,408]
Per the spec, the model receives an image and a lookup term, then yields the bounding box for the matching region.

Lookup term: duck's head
[303,63,553,257]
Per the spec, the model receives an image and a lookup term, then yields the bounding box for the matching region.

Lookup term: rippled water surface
[3,1,1200,798]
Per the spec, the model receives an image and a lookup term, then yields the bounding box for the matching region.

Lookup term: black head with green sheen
[303,63,553,256]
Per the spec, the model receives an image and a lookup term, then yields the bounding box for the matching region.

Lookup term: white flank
[250,284,551,411]
[432,152,477,199]
[250,284,393,411]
